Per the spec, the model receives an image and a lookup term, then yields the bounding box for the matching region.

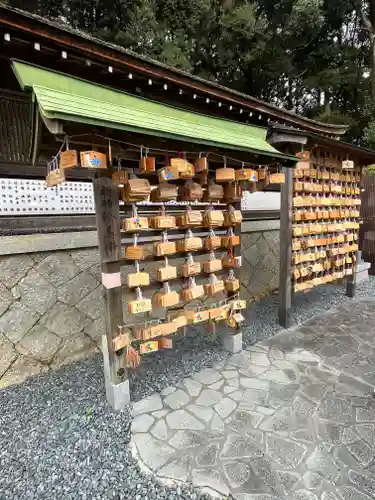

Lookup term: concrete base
[222,331,243,353]
[102,336,130,411]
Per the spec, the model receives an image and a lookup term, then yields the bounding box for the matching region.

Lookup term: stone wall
[0,221,280,388]
[0,248,103,388]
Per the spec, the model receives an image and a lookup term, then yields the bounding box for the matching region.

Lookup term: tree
[6,0,375,146]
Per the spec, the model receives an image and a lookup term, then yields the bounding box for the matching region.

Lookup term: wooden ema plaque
[112,171,128,186]
[60,150,78,170]
[157,266,177,281]
[203,259,222,273]
[123,217,149,232]
[178,211,203,228]
[125,245,146,260]
[180,262,201,277]
[204,235,222,251]
[195,157,208,172]
[80,151,107,168]
[139,340,159,354]
[150,215,176,229]
[139,156,155,173]
[127,272,150,288]
[128,298,152,314]
[225,278,240,292]
[235,168,257,182]
[176,237,203,252]
[181,284,204,301]
[46,169,65,187]
[153,241,177,256]
[204,280,225,296]
[222,235,241,248]
[154,290,180,308]
[204,210,224,227]
[224,210,243,226]
[216,167,235,183]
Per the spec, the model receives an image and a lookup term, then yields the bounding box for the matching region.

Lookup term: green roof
[12,60,295,161]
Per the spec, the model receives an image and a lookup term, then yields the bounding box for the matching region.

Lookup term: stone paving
[131,299,375,499]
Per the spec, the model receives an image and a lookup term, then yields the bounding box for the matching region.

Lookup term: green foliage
[6,0,375,149]
[363,120,375,150]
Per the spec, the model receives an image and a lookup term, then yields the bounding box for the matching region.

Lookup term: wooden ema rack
[279,153,362,328]
[92,156,268,383]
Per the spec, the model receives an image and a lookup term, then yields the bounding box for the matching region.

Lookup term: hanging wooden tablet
[128,287,152,314]
[159,337,173,349]
[124,178,151,202]
[113,325,131,351]
[154,232,177,256]
[203,180,224,202]
[123,216,149,232]
[224,205,243,226]
[154,282,180,308]
[139,152,156,174]
[171,157,195,178]
[216,167,235,183]
[203,207,224,227]
[203,251,223,273]
[140,340,159,354]
[46,168,65,187]
[60,149,78,170]
[225,270,240,292]
[112,170,128,186]
[222,249,241,268]
[178,180,203,201]
[180,253,202,277]
[157,256,177,281]
[127,261,150,288]
[269,172,285,184]
[204,229,222,251]
[204,274,225,296]
[178,207,203,227]
[257,168,270,187]
[222,228,241,248]
[151,182,178,202]
[123,205,149,232]
[235,167,258,182]
[181,277,205,301]
[158,165,179,182]
[224,182,242,202]
[176,230,203,252]
[80,151,107,169]
[195,155,208,172]
[150,206,177,229]
[125,234,147,260]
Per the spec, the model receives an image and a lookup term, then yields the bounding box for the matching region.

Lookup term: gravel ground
[1,278,375,500]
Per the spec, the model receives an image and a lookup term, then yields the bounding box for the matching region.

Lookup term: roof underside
[12,61,296,161]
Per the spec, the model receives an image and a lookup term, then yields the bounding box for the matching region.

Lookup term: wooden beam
[278,166,293,328]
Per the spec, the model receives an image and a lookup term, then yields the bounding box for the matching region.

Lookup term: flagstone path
[131,299,375,499]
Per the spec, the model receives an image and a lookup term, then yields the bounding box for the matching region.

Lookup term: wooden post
[222,200,243,353]
[93,175,129,409]
[279,166,293,328]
